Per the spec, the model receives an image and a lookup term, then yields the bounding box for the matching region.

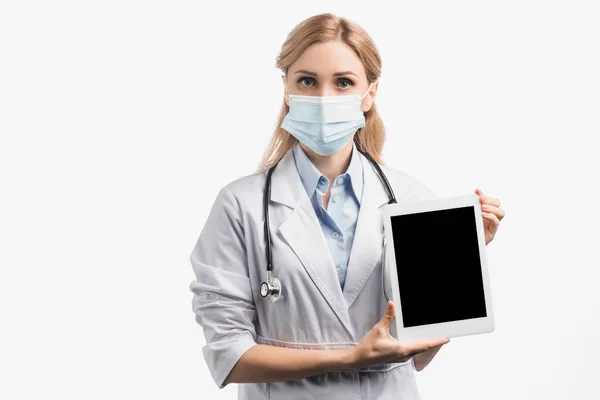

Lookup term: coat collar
[269,146,390,339]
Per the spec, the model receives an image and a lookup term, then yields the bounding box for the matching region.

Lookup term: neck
[299,140,354,184]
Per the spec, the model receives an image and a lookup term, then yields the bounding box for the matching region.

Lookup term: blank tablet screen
[390,205,487,327]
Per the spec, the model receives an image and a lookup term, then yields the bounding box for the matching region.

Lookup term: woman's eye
[296,77,355,89]
[338,79,354,89]
[297,77,315,87]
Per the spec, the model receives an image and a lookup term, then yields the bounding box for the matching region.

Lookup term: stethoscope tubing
[260,146,396,303]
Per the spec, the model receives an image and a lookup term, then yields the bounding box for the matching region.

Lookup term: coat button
[331,231,339,239]
[336,266,342,273]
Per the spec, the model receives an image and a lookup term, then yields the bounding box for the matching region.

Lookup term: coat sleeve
[189,186,257,389]
[419,182,437,200]
[381,165,437,201]
[411,175,437,200]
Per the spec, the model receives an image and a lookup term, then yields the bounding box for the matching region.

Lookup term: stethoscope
[260,146,397,303]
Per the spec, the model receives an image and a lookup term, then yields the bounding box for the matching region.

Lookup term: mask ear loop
[360,81,375,100]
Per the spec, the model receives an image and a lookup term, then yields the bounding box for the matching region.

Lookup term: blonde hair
[254,13,387,175]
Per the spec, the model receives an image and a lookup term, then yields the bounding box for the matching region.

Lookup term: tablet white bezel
[380,193,495,342]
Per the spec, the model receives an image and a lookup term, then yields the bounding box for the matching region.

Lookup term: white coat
[189,145,437,399]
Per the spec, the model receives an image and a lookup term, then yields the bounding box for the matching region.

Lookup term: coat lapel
[269,147,399,334]
[270,148,355,338]
[342,152,391,309]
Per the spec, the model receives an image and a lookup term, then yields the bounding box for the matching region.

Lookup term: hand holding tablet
[351,300,450,369]
[380,193,495,342]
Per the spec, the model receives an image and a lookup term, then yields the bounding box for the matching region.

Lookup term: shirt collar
[292,141,364,204]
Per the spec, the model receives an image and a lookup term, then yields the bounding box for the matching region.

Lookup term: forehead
[289,41,367,79]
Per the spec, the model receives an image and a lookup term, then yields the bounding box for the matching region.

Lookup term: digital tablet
[380,193,495,342]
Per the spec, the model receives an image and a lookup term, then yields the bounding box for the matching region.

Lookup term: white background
[1,1,599,399]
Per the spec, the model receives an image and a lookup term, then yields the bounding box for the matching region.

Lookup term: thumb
[380,300,396,328]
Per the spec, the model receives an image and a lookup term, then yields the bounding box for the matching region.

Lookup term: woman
[189,13,504,399]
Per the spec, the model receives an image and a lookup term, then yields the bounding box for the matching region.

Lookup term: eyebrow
[294,69,358,77]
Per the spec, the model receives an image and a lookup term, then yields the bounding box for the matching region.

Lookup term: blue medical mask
[281,81,374,156]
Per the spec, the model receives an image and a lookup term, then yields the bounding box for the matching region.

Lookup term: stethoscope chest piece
[260,275,281,303]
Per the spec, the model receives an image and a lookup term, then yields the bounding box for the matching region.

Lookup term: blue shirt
[292,141,364,290]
